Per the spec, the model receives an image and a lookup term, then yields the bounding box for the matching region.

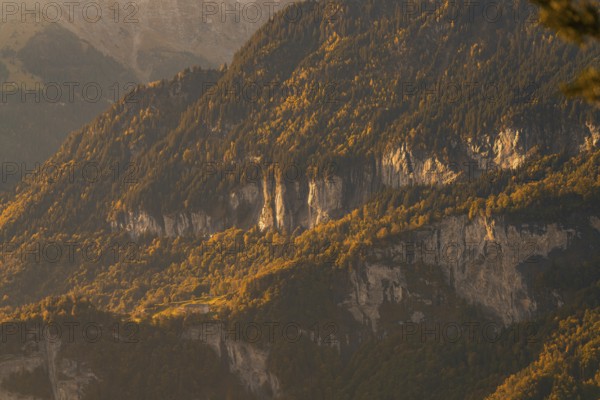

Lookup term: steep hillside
[488,304,600,399]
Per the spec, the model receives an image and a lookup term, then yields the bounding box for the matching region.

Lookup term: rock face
[492,129,527,169]
[0,339,95,400]
[113,123,599,239]
[183,324,281,399]
[345,263,405,331]
[217,340,280,399]
[377,145,459,187]
[344,215,594,330]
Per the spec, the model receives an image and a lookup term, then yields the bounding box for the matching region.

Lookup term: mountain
[0,0,598,398]
[0,0,292,186]
[46,0,295,81]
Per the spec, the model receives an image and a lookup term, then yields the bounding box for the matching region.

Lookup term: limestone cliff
[0,339,95,400]
[344,215,596,330]
[183,324,281,399]
[113,123,599,238]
